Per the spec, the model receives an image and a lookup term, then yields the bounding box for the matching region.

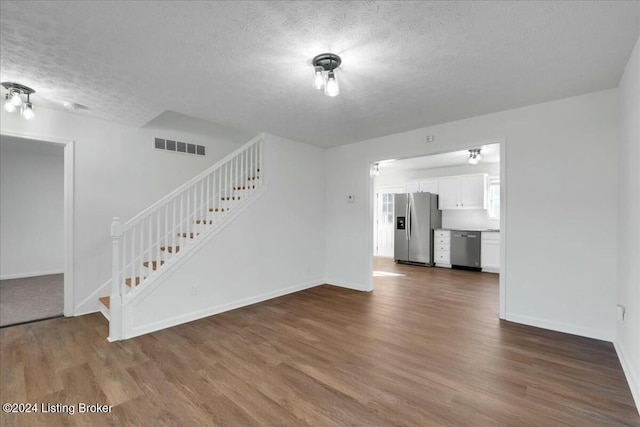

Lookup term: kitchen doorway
[370,140,506,318]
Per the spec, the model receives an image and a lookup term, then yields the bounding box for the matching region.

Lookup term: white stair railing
[108,134,263,340]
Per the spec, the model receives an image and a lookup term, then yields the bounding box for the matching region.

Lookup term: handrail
[122,133,263,231]
[107,134,264,341]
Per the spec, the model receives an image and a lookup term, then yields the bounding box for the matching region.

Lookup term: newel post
[109,217,123,341]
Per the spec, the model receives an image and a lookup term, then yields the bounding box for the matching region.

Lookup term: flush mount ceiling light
[311,53,341,97]
[2,82,36,120]
[468,149,482,165]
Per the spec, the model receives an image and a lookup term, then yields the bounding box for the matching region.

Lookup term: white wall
[0,136,64,278]
[0,106,253,313]
[129,134,326,336]
[616,36,640,411]
[326,89,618,341]
[376,162,501,230]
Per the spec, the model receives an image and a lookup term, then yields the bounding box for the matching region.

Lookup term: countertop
[437,228,500,232]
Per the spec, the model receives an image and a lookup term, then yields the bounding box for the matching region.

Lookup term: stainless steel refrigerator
[394,193,442,265]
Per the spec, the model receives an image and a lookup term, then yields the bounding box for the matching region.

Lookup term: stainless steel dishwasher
[451,230,481,269]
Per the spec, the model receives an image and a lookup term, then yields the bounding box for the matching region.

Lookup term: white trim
[505,312,613,342]
[499,139,507,319]
[122,133,263,230]
[0,130,75,316]
[122,185,268,305]
[64,140,75,316]
[366,161,375,291]
[614,341,640,414]
[367,137,507,318]
[325,280,370,292]
[0,269,64,280]
[127,279,323,339]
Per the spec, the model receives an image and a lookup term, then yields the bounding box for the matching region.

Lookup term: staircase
[99,135,264,341]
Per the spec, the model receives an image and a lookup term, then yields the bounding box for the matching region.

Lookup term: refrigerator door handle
[407,196,411,240]
[405,198,409,241]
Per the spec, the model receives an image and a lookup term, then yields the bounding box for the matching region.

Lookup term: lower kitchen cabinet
[481,231,500,273]
[434,229,451,268]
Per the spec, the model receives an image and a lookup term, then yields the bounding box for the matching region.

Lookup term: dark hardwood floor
[1,257,638,426]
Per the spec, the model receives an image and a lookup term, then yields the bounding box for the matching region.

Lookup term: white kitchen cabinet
[434,229,451,268]
[419,179,439,194]
[406,179,438,194]
[405,181,420,193]
[437,178,459,209]
[437,174,487,210]
[481,231,500,273]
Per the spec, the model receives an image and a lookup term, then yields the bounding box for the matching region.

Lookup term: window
[488,178,500,219]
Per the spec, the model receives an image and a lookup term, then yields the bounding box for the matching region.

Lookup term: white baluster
[131,224,135,290]
[206,173,211,221]
[172,198,177,252]
[192,184,197,232]
[164,204,169,260]
[148,216,153,276]
[155,211,160,265]
[110,217,123,340]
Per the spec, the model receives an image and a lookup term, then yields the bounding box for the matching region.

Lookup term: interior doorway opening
[0,132,74,326]
[370,141,506,318]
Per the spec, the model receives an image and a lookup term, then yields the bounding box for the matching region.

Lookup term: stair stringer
[119,184,268,335]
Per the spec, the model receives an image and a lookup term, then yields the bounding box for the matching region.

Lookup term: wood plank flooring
[1,257,638,426]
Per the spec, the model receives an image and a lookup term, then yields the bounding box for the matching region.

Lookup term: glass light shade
[4,94,16,112]
[468,155,478,165]
[10,90,23,107]
[21,102,35,120]
[313,67,324,90]
[476,152,482,161]
[325,71,339,97]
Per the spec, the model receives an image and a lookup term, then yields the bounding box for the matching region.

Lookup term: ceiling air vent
[154,138,205,157]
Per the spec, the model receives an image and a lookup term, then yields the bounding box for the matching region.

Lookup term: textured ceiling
[1,1,638,147]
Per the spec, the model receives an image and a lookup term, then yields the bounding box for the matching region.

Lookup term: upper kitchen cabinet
[438,173,487,210]
[406,179,439,194]
[419,180,439,194]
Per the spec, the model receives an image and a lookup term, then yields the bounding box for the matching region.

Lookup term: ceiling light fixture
[1,82,36,120]
[468,149,482,165]
[311,53,341,97]
[372,163,380,176]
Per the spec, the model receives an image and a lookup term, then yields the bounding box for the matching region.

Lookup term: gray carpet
[0,274,64,327]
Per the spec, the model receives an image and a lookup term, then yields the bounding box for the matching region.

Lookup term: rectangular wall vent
[154,138,205,157]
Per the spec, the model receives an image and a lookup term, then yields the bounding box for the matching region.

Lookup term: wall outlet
[425,135,435,143]
[192,284,199,296]
[347,194,355,203]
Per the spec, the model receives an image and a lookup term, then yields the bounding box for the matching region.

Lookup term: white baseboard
[0,269,64,280]
[324,279,371,292]
[127,279,323,339]
[505,312,612,342]
[614,340,640,414]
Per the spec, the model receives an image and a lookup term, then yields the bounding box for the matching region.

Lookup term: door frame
[369,138,507,319]
[1,130,75,316]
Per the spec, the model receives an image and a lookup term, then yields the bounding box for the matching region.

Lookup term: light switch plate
[347,194,355,203]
